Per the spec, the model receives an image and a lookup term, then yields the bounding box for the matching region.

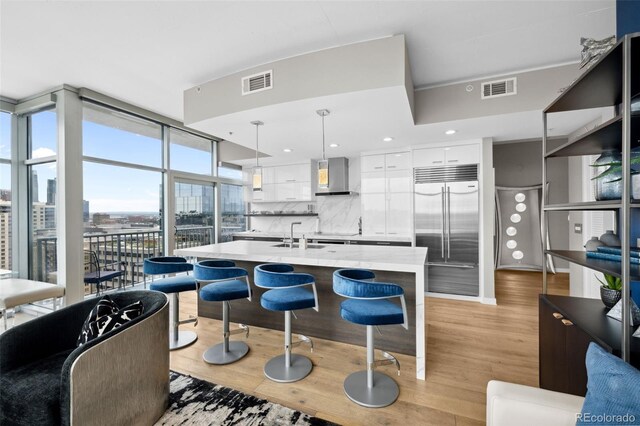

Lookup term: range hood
[315,157,357,196]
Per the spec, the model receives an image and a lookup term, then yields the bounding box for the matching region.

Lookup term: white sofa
[487,380,585,426]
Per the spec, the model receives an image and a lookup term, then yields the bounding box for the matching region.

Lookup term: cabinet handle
[286,198,296,200]
[432,161,443,164]
[374,166,383,170]
[561,319,574,326]
[448,159,459,163]
[387,166,397,169]
[286,179,296,182]
[377,242,391,245]
[552,312,564,319]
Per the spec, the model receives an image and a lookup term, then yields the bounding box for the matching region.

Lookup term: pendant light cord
[255,123,259,167]
[321,114,326,161]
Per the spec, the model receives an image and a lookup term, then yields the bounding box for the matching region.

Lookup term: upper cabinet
[247,162,316,203]
[361,152,412,237]
[413,144,479,168]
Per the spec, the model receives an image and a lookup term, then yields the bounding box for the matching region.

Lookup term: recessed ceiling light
[445,130,456,135]
[283,148,292,153]
[329,143,339,148]
[383,137,394,142]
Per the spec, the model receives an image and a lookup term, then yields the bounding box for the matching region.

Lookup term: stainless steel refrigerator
[414,164,479,296]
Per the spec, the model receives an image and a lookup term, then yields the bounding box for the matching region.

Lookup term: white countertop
[175,240,427,273]
[233,231,413,243]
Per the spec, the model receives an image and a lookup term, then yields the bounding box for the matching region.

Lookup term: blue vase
[594,150,622,201]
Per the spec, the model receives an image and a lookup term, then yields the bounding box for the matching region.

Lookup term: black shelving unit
[542,33,640,363]
[243,213,318,217]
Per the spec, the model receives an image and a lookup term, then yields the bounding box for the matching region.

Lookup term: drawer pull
[432,161,443,164]
[561,319,574,326]
[552,312,564,319]
[374,166,383,169]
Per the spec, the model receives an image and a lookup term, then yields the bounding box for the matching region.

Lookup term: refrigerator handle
[447,186,451,259]
[441,186,445,258]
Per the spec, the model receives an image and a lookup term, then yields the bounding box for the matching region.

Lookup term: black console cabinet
[539,295,640,396]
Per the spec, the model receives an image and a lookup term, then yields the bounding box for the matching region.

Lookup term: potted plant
[596,273,622,308]
[590,151,640,200]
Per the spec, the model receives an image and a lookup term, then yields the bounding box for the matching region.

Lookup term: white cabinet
[413,144,479,168]
[361,193,387,236]
[361,155,386,173]
[386,193,411,236]
[444,144,480,165]
[361,151,411,237]
[248,162,315,202]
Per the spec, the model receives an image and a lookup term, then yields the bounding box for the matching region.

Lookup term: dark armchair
[0,290,169,426]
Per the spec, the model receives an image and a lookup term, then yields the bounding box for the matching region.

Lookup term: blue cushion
[260,287,316,311]
[333,269,404,299]
[200,280,250,302]
[149,275,197,293]
[340,299,404,326]
[578,343,640,425]
[194,260,248,281]
[254,264,315,288]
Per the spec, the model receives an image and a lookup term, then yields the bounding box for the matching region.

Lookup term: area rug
[155,371,338,426]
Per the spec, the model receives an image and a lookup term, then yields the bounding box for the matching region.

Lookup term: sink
[271,243,325,249]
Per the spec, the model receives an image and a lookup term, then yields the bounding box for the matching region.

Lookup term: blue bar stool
[194,260,252,365]
[143,256,198,350]
[254,263,318,383]
[333,268,407,408]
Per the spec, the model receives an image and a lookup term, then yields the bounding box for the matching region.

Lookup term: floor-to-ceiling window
[27,109,57,283]
[220,183,245,242]
[82,102,163,293]
[0,112,12,275]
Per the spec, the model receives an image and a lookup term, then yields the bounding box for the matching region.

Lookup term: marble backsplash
[248,194,361,236]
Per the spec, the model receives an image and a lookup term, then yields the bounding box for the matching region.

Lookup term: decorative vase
[599,230,621,247]
[584,237,605,252]
[600,286,622,309]
[593,150,622,201]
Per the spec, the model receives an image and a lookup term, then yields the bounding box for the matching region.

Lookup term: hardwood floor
[171,270,569,425]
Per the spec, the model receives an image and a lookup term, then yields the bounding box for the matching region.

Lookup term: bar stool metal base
[203,341,249,365]
[343,370,399,408]
[264,354,313,383]
[169,330,198,351]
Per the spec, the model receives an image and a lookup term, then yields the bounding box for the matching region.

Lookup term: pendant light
[316,109,330,189]
[250,120,264,191]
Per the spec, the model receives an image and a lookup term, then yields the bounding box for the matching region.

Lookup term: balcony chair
[254,263,317,383]
[333,268,407,408]
[143,256,198,350]
[0,290,169,426]
[194,260,252,365]
[83,250,126,296]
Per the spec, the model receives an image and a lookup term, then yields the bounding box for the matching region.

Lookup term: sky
[0,109,240,214]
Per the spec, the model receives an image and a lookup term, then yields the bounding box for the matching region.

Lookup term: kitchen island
[175,240,428,380]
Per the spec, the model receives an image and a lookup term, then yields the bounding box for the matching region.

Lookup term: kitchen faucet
[288,222,302,248]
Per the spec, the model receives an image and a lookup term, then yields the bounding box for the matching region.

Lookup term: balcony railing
[33,226,215,295]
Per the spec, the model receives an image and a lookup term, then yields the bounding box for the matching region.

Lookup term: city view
[0,108,246,294]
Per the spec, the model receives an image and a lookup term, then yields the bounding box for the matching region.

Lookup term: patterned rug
[155,371,338,426]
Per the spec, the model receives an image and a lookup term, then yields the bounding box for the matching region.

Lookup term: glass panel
[30,163,57,283]
[0,164,11,275]
[220,183,246,242]
[83,162,163,294]
[0,111,11,159]
[170,128,212,175]
[83,102,162,167]
[29,110,57,158]
[174,180,214,250]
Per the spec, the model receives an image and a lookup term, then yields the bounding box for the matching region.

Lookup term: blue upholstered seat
[194,259,251,302]
[149,275,197,293]
[333,269,407,328]
[340,299,404,326]
[261,287,316,312]
[200,280,250,302]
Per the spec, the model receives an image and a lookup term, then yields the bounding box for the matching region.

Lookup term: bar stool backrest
[333,269,404,299]
[254,263,315,289]
[144,256,193,276]
[194,259,248,281]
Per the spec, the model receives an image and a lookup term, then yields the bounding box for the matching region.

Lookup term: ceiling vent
[481,77,517,99]
[242,70,273,95]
